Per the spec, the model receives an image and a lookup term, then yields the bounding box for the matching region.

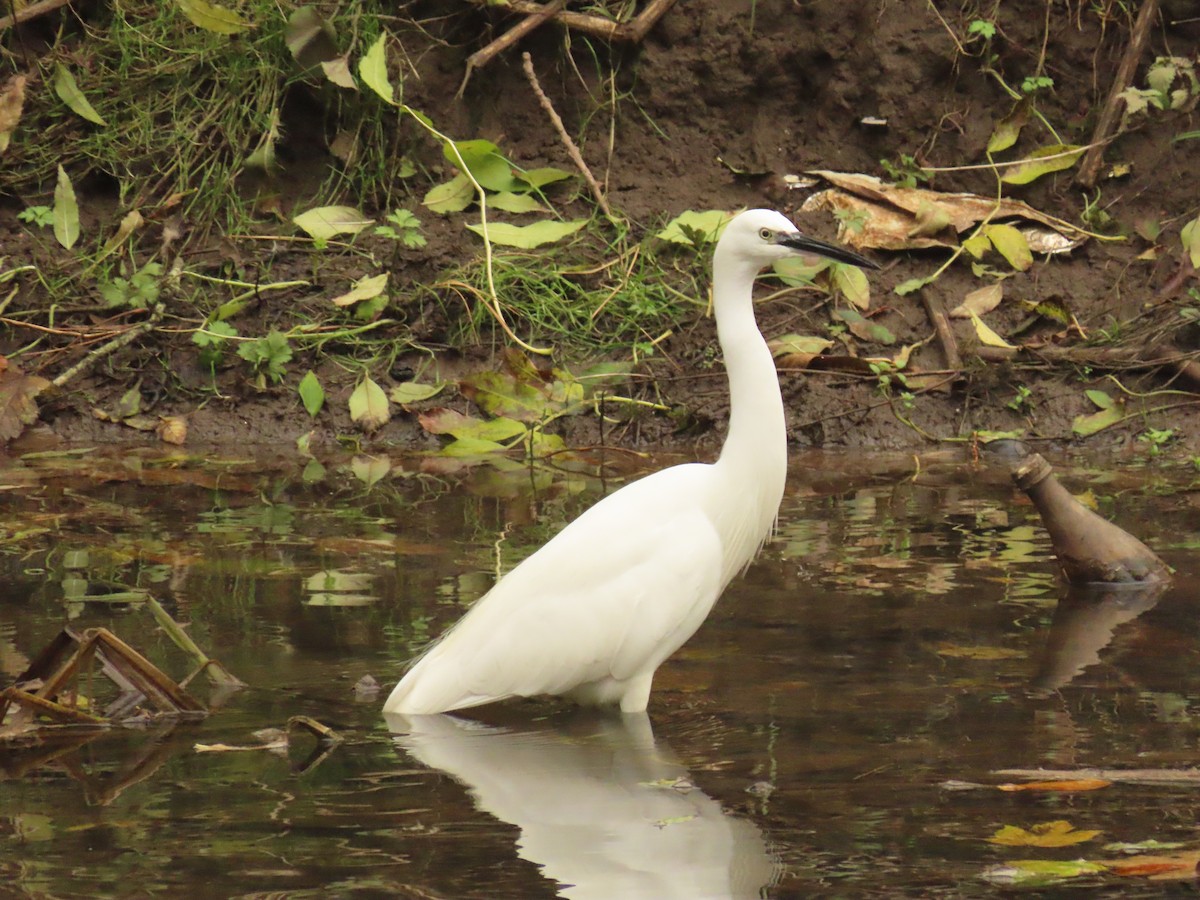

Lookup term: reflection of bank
[1031,582,1165,695]
[387,711,779,899]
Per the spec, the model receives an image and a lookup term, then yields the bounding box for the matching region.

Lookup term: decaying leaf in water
[1104,849,1200,880]
[996,779,1112,792]
[802,171,1087,254]
[988,820,1102,847]
[934,642,1024,659]
[981,859,1107,887]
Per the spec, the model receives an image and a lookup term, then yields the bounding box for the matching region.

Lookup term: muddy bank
[2,1,1199,457]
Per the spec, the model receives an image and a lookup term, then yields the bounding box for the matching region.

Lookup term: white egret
[385,208,876,716]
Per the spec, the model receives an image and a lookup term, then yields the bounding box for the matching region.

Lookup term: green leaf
[488,191,544,214]
[1001,143,1085,185]
[298,371,324,418]
[1085,389,1114,409]
[53,165,79,250]
[833,264,870,310]
[349,455,391,489]
[655,210,733,245]
[440,437,508,457]
[894,274,935,296]
[423,174,475,214]
[460,416,528,443]
[358,33,393,104]
[1181,214,1200,268]
[176,0,251,34]
[293,205,371,240]
[349,376,390,430]
[444,139,517,192]
[983,224,1033,271]
[465,219,587,249]
[986,100,1028,154]
[389,381,445,405]
[832,308,895,344]
[1072,404,1124,437]
[460,370,552,422]
[53,64,106,126]
[513,167,574,191]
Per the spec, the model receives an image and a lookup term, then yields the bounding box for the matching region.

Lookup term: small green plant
[99,261,163,308]
[833,207,869,235]
[375,209,427,248]
[1138,427,1175,457]
[967,18,996,41]
[880,154,931,188]
[869,360,915,411]
[1020,74,1054,95]
[17,205,53,227]
[1119,56,1199,120]
[1007,384,1034,412]
[1080,190,1114,231]
[237,331,293,386]
[192,321,239,372]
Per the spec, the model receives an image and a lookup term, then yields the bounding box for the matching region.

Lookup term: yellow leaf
[935,642,1025,660]
[987,820,1102,848]
[969,311,1015,349]
[331,272,388,307]
[983,223,1033,271]
[997,779,1111,793]
[176,0,252,34]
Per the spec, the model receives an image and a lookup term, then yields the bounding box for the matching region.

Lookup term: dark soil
[3,1,1200,457]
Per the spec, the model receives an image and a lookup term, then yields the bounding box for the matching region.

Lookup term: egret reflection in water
[386,711,779,899]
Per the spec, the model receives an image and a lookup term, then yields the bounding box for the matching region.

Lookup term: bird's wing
[386,465,725,714]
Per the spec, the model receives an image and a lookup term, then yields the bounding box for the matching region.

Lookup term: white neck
[709,244,789,578]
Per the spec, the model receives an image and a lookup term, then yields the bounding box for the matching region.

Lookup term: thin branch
[521,51,616,222]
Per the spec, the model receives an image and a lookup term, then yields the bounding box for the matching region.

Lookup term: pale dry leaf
[950,283,1004,318]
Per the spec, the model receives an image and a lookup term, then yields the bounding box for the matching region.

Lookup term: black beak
[777,232,879,269]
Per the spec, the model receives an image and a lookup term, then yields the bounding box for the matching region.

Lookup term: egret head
[717,208,878,270]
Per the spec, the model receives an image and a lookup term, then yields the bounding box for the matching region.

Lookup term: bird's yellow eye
[758,227,773,241]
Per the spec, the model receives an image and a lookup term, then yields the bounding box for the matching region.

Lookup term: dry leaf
[0,363,50,442]
[0,73,26,154]
[950,283,1004,318]
[156,416,188,445]
[802,170,1087,253]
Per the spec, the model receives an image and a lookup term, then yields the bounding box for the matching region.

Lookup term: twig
[521,51,616,221]
[0,0,70,32]
[920,293,962,370]
[458,0,566,98]
[51,303,164,388]
[465,0,677,43]
[1076,0,1161,188]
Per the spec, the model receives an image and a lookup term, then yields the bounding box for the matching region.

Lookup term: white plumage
[385,209,875,715]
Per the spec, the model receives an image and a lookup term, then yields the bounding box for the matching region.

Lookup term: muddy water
[1,448,1197,897]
